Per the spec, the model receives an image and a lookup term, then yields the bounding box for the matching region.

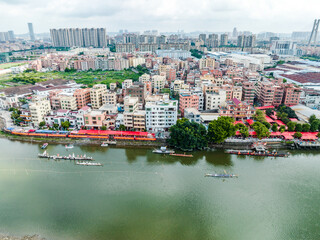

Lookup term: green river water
[0,138,320,240]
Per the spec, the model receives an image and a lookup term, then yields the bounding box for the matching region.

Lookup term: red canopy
[255,106,275,110]
[265,116,274,123]
[275,120,286,126]
[247,119,254,125]
[77,130,155,137]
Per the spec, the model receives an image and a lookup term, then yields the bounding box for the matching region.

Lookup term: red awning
[77,130,155,137]
[247,119,254,125]
[255,106,275,110]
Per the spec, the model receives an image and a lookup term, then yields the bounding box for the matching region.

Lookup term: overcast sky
[0,0,319,34]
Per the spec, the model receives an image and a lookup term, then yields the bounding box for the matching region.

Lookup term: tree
[309,114,317,124]
[169,118,208,150]
[262,121,271,129]
[207,116,236,143]
[266,108,274,117]
[252,122,270,139]
[53,123,59,129]
[253,110,266,123]
[279,125,286,133]
[287,121,296,132]
[61,121,70,130]
[317,132,320,138]
[295,123,302,132]
[119,124,126,131]
[293,132,302,139]
[310,120,320,132]
[101,126,107,130]
[235,123,249,138]
[39,121,45,127]
[302,123,310,132]
[271,123,278,132]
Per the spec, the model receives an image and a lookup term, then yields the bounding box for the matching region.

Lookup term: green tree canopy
[293,132,302,138]
[302,123,310,132]
[253,110,266,123]
[295,123,302,132]
[168,118,208,150]
[287,121,296,132]
[101,126,107,130]
[309,114,317,124]
[207,116,236,143]
[279,125,286,133]
[235,123,249,138]
[271,123,278,132]
[61,121,70,130]
[252,122,270,139]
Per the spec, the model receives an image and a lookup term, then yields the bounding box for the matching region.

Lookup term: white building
[184,108,201,124]
[29,96,51,126]
[151,75,166,93]
[145,99,178,132]
[205,90,226,110]
[155,49,191,59]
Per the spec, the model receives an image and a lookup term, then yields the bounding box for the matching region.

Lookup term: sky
[0,0,319,34]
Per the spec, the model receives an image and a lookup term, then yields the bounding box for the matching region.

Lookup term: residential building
[125,82,147,106]
[206,90,226,110]
[179,93,199,116]
[220,98,255,120]
[102,91,117,105]
[282,84,301,106]
[73,88,91,109]
[145,99,178,132]
[242,82,255,105]
[29,96,51,126]
[90,84,107,109]
[50,28,106,48]
[84,110,106,129]
[184,108,201,124]
[60,95,77,110]
[151,75,166,93]
[122,79,133,89]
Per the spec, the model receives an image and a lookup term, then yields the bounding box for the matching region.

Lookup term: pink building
[179,93,199,116]
[282,84,301,106]
[84,110,106,129]
[220,98,255,120]
[257,81,275,106]
[242,82,255,105]
[49,90,63,110]
[73,88,91,109]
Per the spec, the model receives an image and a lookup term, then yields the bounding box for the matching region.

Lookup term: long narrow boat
[76,162,103,166]
[169,153,193,157]
[205,173,238,178]
[226,149,289,157]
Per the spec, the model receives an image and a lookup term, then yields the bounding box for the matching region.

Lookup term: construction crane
[308,19,320,47]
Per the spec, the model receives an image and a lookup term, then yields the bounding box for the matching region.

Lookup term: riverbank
[0,130,165,147]
[0,235,45,240]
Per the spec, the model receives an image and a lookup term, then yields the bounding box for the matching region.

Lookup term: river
[0,138,320,240]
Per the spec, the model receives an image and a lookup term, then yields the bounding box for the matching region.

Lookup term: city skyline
[0,0,319,34]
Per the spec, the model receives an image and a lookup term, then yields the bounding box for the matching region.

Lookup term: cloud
[0,0,319,34]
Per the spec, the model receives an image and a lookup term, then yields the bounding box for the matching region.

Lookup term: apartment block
[179,93,199,116]
[242,82,255,105]
[73,88,91,109]
[206,90,226,110]
[151,75,166,93]
[145,100,178,132]
[60,95,77,110]
[102,91,117,106]
[125,82,147,105]
[90,84,107,109]
[220,98,255,120]
[29,96,51,126]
